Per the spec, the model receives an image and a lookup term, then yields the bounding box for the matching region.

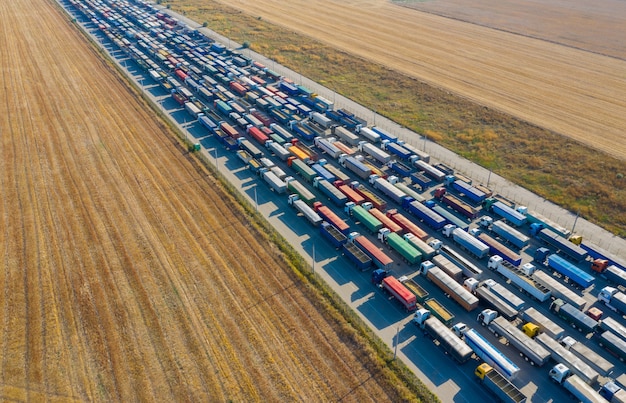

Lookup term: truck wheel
[493,332,499,338]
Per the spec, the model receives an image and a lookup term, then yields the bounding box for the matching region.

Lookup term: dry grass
[0,0,430,400]
[168,0,626,237]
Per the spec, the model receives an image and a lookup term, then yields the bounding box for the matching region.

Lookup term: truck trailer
[488,256,551,302]
[425,267,479,311]
[440,245,484,280]
[546,254,595,289]
[520,307,565,340]
[549,299,598,335]
[414,314,473,363]
[462,328,521,381]
[477,232,522,266]
[380,276,417,312]
[475,364,526,403]
[536,334,599,385]
[532,270,587,310]
[491,220,530,249]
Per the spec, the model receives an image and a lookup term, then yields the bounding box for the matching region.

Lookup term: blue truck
[536,228,588,262]
[546,254,595,288]
[342,242,373,271]
[372,127,398,143]
[485,200,526,227]
[410,172,434,189]
[444,226,490,259]
[389,161,412,177]
[549,299,598,334]
[320,221,348,249]
[311,164,335,182]
[385,142,412,160]
[451,180,487,204]
[403,199,446,230]
[313,178,348,207]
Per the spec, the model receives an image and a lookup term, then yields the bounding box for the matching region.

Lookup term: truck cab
[477,309,498,326]
[368,174,380,185]
[487,255,504,270]
[598,286,618,308]
[419,261,435,276]
[371,268,389,285]
[521,322,539,338]
[433,187,446,199]
[452,322,469,338]
[412,308,431,328]
[463,278,479,293]
[428,238,443,251]
[441,224,457,238]
[287,194,299,205]
[378,228,391,242]
[529,222,545,237]
[549,363,570,384]
[479,216,493,228]
[387,175,399,185]
[534,247,550,263]
[591,259,609,273]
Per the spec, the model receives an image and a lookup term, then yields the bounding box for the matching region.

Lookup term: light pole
[393,326,400,360]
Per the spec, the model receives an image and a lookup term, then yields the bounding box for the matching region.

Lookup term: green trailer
[286,179,316,205]
[352,205,383,233]
[291,159,317,183]
[425,298,455,326]
[387,233,422,265]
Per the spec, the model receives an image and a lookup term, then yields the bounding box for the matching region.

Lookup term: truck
[320,221,348,249]
[394,182,425,203]
[520,307,565,340]
[386,209,428,240]
[313,203,350,234]
[424,298,455,326]
[336,183,365,205]
[599,317,626,343]
[536,228,589,263]
[389,161,413,177]
[484,200,527,227]
[491,220,530,249]
[473,285,519,321]
[439,245,483,280]
[370,209,402,234]
[333,126,360,146]
[266,141,291,161]
[313,178,348,207]
[398,276,429,303]
[413,312,473,363]
[414,160,446,182]
[287,194,322,226]
[481,279,525,311]
[532,270,587,310]
[598,286,626,315]
[345,203,383,233]
[383,141,412,160]
[431,255,463,283]
[604,265,626,288]
[285,177,316,206]
[549,365,605,403]
[424,266,479,311]
[270,166,287,181]
[314,137,342,159]
[247,126,269,145]
[238,138,263,159]
[359,142,391,164]
[269,123,294,143]
[458,327,521,381]
[546,254,595,289]
[379,275,417,312]
[443,226,490,259]
[342,241,373,271]
[371,176,407,204]
[580,242,626,272]
[288,140,319,163]
[351,182,387,210]
[261,169,286,193]
[477,232,522,266]
[475,364,527,403]
[600,382,626,403]
[537,334,600,385]
[410,172,434,189]
[403,234,436,260]
[560,336,614,377]
[598,331,626,362]
[358,127,381,143]
[184,101,203,119]
[488,256,552,302]
[378,229,422,265]
[403,199,447,230]
[310,112,332,128]
[350,233,393,270]
[478,310,551,366]
[518,207,572,239]
[324,164,350,185]
[289,158,317,183]
[340,155,371,180]
[451,180,488,204]
[550,299,598,334]
[431,204,469,231]
[371,126,397,143]
[439,192,479,219]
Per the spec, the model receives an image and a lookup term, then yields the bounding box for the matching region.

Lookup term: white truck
[549,364,605,403]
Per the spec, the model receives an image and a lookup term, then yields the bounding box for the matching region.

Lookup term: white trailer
[266,141,291,161]
[358,127,381,143]
[359,142,391,164]
[536,334,599,385]
[262,170,286,194]
[373,177,407,204]
[314,137,342,159]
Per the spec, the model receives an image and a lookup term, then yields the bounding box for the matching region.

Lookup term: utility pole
[571,210,580,235]
[393,326,400,360]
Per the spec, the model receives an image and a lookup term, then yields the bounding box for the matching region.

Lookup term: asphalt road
[63,3,626,401]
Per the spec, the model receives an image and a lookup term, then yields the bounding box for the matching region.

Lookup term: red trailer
[174,68,187,82]
[368,208,402,234]
[229,81,247,96]
[354,235,393,270]
[247,126,269,145]
[386,209,429,240]
[381,277,417,311]
[314,203,350,234]
[220,122,239,139]
[336,183,365,205]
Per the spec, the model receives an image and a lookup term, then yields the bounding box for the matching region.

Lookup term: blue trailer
[311,164,335,182]
[385,142,412,160]
[372,127,398,143]
[315,179,348,207]
[463,329,520,381]
[580,243,626,271]
[537,228,588,262]
[279,81,299,96]
[342,242,373,271]
[452,180,487,204]
[390,161,412,177]
[411,172,434,189]
[490,201,526,227]
[320,222,348,249]
[403,199,446,230]
[491,220,530,249]
[547,254,595,288]
[290,122,316,141]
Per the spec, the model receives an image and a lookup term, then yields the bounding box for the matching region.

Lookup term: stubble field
[0,0,419,400]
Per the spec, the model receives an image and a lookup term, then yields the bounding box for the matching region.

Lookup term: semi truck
[266,141,291,161]
[536,334,599,385]
[431,255,463,283]
[518,207,572,239]
[359,142,391,164]
[324,164,351,185]
[287,194,322,226]
[414,160,446,182]
[386,209,428,240]
[320,221,348,249]
[285,177,316,206]
[289,158,317,183]
[434,188,479,219]
[403,199,447,230]
[398,276,429,303]
[549,365,605,403]
[313,203,350,234]
[423,266,479,311]
[345,203,383,233]
[371,176,407,204]
[376,275,417,312]
[369,209,402,234]
[424,298,455,326]
[598,286,626,315]
[313,178,348,207]
[490,219,530,249]
[439,245,483,280]
[456,327,521,381]
[378,229,422,265]
[532,270,587,310]
[431,204,469,231]
[311,163,335,183]
[451,180,488,204]
[413,312,473,364]
[484,200,526,227]
[598,331,626,362]
[394,182,425,203]
[333,126,360,146]
[600,381,626,403]
[403,234,436,260]
[549,299,598,335]
[351,182,387,210]
[342,241,372,271]
[488,256,551,302]
[520,307,565,340]
[559,336,614,377]
[481,279,525,311]
[476,232,522,266]
[358,127,381,143]
[443,226,490,259]
[536,228,589,263]
[475,364,527,403]
[389,161,413,177]
[383,141,413,160]
[349,233,393,270]
[472,285,519,321]
[546,254,595,289]
[336,183,365,205]
[314,137,342,159]
[261,169,286,194]
[411,172,434,189]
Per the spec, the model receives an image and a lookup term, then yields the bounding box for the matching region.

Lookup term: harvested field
[0,0,419,400]
[210,0,626,161]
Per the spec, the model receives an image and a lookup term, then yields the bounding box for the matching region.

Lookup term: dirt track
[0,0,407,400]
[218,0,626,160]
